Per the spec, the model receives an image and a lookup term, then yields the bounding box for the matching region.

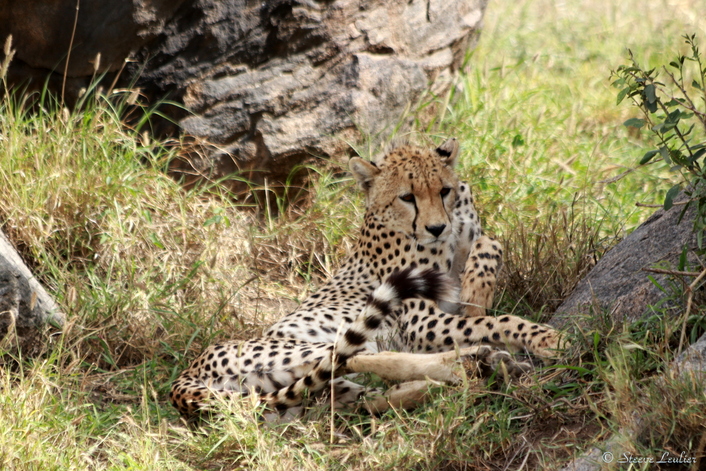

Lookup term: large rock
[137,0,487,193]
[0,230,64,354]
[0,0,187,104]
[551,197,698,327]
[1,0,487,193]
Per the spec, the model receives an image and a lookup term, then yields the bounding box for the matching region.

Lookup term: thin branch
[642,268,703,277]
[635,199,694,208]
[678,266,706,355]
[62,0,80,105]
[664,67,706,134]
[599,168,635,185]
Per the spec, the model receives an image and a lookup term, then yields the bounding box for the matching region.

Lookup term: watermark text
[601,451,696,465]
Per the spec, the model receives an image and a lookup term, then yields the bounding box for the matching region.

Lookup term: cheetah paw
[488,350,533,379]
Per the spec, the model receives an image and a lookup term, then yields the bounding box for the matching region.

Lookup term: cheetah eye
[399,194,415,203]
[440,187,451,197]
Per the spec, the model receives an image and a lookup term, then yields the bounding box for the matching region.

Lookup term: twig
[599,167,636,184]
[678,266,706,355]
[636,199,694,208]
[599,159,663,185]
[664,67,706,134]
[692,430,706,471]
[62,0,80,105]
[330,321,345,444]
[642,268,703,277]
[107,58,131,97]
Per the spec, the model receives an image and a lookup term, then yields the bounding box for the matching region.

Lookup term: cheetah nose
[425,224,446,238]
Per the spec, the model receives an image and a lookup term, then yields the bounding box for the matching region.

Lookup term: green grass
[1,0,706,469]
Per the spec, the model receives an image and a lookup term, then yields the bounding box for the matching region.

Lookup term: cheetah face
[349,138,461,245]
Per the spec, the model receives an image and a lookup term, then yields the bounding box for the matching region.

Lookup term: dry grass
[0,0,706,469]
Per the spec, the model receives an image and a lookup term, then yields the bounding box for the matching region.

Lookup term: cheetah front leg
[404,311,568,361]
[459,235,502,317]
[455,237,569,359]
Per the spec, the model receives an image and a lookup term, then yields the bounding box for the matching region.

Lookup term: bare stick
[642,268,703,277]
[62,0,80,105]
[678,266,706,355]
[636,199,694,208]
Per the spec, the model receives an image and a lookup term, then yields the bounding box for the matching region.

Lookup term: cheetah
[170,138,567,419]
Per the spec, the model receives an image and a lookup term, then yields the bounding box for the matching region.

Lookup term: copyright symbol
[602,452,614,463]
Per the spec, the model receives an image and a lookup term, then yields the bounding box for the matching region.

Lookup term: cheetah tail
[259,267,453,412]
[335,267,456,361]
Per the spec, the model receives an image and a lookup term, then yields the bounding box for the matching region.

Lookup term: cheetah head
[349,138,461,245]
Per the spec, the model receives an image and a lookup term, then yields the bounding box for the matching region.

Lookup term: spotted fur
[170,138,567,419]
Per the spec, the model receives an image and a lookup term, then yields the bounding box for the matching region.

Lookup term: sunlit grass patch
[426,0,706,316]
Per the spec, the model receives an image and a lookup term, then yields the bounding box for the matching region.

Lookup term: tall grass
[434,0,706,316]
[0,0,705,469]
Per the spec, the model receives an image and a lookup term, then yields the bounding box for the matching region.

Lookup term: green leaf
[644,83,657,103]
[679,245,688,271]
[616,87,629,105]
[623,118,645,128]
[664,184,681,211]
[148,232,165,249]
[203,215,223,227]
[690,147,706,163]
[511,134,525,147]
[666,109,681,123]
[698,230,704,251]
[659,146,671,164]
[640,149,659,164]
[693,79,703,90]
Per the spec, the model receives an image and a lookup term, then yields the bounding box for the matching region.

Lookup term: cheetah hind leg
[345,346,531,384]
[459,236,502,317]
[346,346,532,414]
[354,345,532,414]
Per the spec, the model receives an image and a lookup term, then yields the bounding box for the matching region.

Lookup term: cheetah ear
[349,157,380,192]
[435,138,460,167]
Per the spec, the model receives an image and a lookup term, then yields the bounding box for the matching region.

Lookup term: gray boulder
[0,0,186,104]
[1,0,487,193]
[553,197,706,470]
[551,198,698,327]
[0,230,64,354]
[138,0,488,193]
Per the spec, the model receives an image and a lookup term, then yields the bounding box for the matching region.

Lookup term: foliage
[613,34,706,246]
